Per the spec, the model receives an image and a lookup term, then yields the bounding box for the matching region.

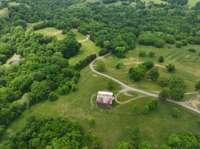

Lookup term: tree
[115,46,126,57]
[142,61,154,70]
[58,32,81,58]
[129,65,146,81]
[30,81,50,103]
[168,76,186,101]
[147,68,159,81]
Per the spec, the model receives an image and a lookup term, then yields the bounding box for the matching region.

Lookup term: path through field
[89,55,200,114]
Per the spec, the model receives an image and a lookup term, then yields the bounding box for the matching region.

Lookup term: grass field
[69,30,101,65]
[3,67,200,148]
[0,8,8,18]
[35,27,65,40]
[98,44,200,92]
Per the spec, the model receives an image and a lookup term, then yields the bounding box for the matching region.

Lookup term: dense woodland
[0,0,200,148]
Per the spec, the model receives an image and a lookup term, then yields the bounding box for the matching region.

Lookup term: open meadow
[4,67,200,148]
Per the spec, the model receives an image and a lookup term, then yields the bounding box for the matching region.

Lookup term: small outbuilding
[96,91,114,105]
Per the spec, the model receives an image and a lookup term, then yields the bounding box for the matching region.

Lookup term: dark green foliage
[129,65,146,81]
[166,64,176,73]
[144,100,159,114]
[142,61,154,70]
[159,88,170,101]
[195,81,200,91]
[168,76,186,101]
[139,51,147,57]
[188,48,196,53]
[115,62,124,69]
[158,56,164,63]
[148,51,155,58]
[147,67,159,81]
[138,32,165,48]
[58,32,81,58]
[3,117,101,149]
[75,54,97,70]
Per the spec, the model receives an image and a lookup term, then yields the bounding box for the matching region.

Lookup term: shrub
[48,92,58,101]
[188,48,196,53]
[142,61,154,70]
[129,65,146,81]
[175,42,182,48]
[195,81,200,91]
[75,54,96,70]
[166,64,176,73]
[139,51,146,57]
[147,68,159,81]
[158,56,164,63]
[143,100,158,114]
[159,88,170,101]
[115,62,124,69]
[148,51,155,57]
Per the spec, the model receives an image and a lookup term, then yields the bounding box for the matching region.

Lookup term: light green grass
[100,44,200,92]
[0,8,8,18]
[35,27,65,40]
[3,67,200,149]
[69,30,101,65]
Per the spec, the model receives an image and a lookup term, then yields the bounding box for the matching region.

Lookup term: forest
[0,0,200,148]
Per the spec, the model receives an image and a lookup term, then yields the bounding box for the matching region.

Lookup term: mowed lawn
[35,27,65,40]
[69,30,101,65]
[4,67,200,149]
[0,8,9,18]
[100,44,200,92]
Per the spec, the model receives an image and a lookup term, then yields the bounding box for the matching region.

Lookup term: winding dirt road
[89,55,200,114]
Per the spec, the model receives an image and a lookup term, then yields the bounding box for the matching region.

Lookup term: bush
[158,56,164,63]
[75,54,97,70]
[139,51,146,57]
[195,81,200,91]
[188,48,196,53]
[115,62,124,69]
[143,100,158,114]
[159,88,170,101]
[142,61,154,70]
[148,51,155,57]
[166,64,176,73]
[57,84,71,95]
[48,92,58,101]
[147,68,159,81]
[129,65,146,81]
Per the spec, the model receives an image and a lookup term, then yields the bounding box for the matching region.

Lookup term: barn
[96,91,114,105]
